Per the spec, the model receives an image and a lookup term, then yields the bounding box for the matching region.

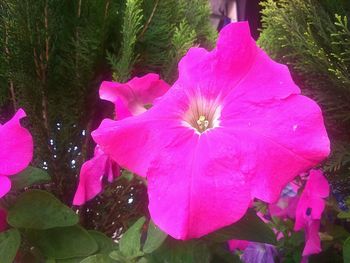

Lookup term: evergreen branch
[138,0,159,40]
[111,0,143,81]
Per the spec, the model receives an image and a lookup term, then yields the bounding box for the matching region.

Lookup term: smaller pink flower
[294,169,329,256]
[228,239,249,251]
[269,183,300,219]
[269,196,299,219]
[73,146,120,205]
[0,109,33,198]
[73,74,170,205]
[100,73,170,119]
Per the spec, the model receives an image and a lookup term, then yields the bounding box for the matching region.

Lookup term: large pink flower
[0,109,33,198]
[294,169,329,256]
[92,22,330,239]
[73,74,170,205]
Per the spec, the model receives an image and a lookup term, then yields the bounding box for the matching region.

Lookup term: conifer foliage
[259,0,350,197]
[0,0,215,231]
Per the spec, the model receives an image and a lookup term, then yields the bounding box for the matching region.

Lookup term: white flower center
[183,97,221,133]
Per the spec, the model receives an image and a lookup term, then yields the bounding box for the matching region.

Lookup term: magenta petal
[99,74,169,119]
[127,73,170,104]
[303,220,322,256]
[216,22,257,75]
[92,113,187,177]
[73,153,109,205]
[225,47,300,103]
[228,240,249,251]
[0,109,33,176]
[222,95,330,203]
[0,176,11,198]
[305,169,330,198]
[295,170,329,230]
[177,22,257,99]
[269,196,298,219]
[148,129,251,239]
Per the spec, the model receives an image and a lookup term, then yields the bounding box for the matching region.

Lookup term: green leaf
[109,250,126,261]
[28,225,98,259]
[56,258,84,263]
[338,210,350,219]
[204,210,277,245]
[11,166,51,190]
[79,254,114,263]
[145,239,210,263]
[119,217,146,258]
[0,229,21,263]
[88,230,117,254]
[142,220,167,254]
[344,237,350,263]
[8,190,78,229]
[137,257,148,263]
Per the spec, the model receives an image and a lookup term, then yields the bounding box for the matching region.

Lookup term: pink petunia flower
[0,109,33,198]
[99,73,170,119]
[92,22,330,239]
[294,169,329,256]
[73,74,170,205]
[228,239,250,251]
[73,146,120,205]
[269,182,300,219]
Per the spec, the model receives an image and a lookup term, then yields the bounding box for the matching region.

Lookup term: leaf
[0,229,21,263]
[79,254,114,263]
[142,220,167,254]
[137,258,148,263]
[11,166,51,190]
[145,239,210,263]
[109,250,126,261]
[8,190,78,229]
[204,210,277,245]
[28,225,98,259]
[56,258,84,263]
[119,217,146,258]
[344,237,350,263]
[88,230,117,254]
[338,210,350,219]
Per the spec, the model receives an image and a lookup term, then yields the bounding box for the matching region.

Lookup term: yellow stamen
[197,115,209,130]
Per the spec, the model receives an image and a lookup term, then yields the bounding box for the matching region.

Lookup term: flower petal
[73,153,109,205]
[128,73,170,104]
[148,128,251,239]
[228,240,249,251]
[99,74,169,119]
[177,22,257,100]
[0,176,11,198]
[225,47,300,103]
[0,109,33,176]
[221,95,330,203]
[303,220,322,256]
[92,100,191,177]
[305,170,329,198]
